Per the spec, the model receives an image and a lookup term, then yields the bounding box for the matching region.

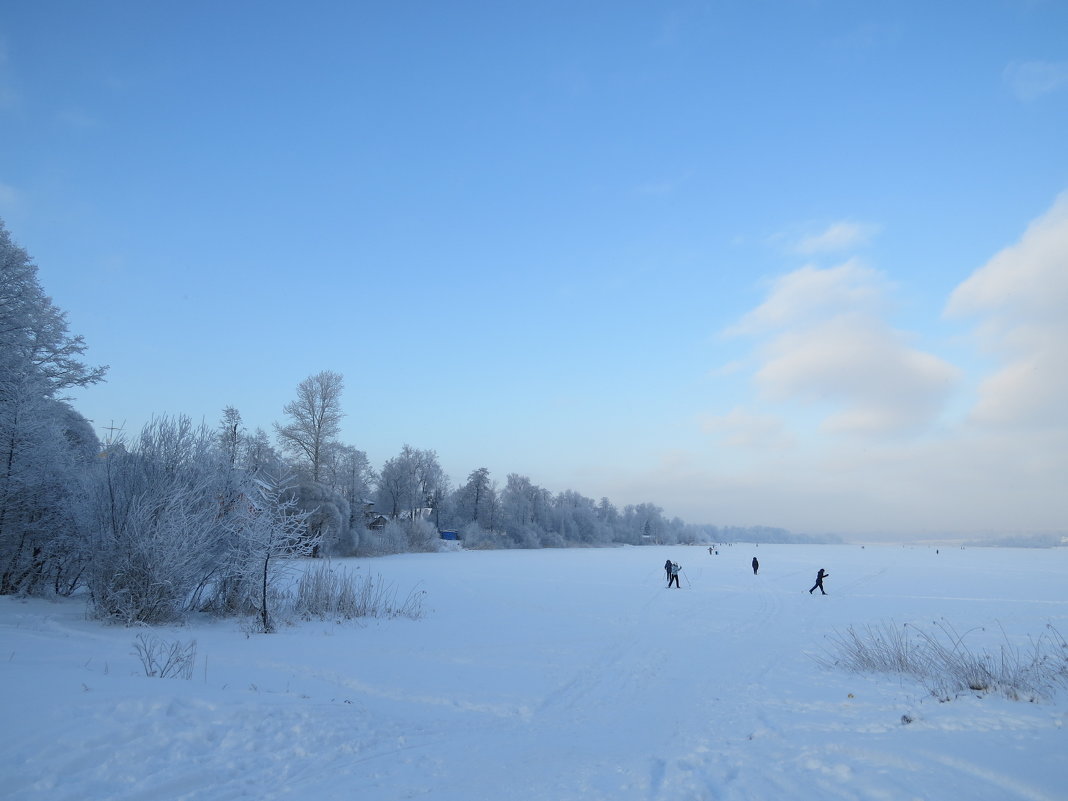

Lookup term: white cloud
[947,193,1068,321]
[1003,60,1068,102]
[756,315,960,435]
[726,261,959,436]
[794,221,880,254]
[628,201,1068,536]
[946,192,1068,428]
[727,260,890,336]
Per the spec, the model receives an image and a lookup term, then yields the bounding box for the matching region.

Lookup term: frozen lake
[2,543,1066,800]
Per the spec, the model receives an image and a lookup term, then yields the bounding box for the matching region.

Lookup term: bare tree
[274,371,345,483]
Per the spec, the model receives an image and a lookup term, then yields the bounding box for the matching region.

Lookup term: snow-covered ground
[2,544,1066,801]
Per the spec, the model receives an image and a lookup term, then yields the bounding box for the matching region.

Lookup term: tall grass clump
[294,562,426,621]
[817,619,1068,702]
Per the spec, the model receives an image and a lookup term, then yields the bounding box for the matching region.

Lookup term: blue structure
[439,530,461,541]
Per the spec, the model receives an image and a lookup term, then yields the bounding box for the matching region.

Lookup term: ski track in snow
[2,544,1067,801]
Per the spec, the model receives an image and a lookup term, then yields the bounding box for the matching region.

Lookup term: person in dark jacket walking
[809,568,829,594]
[752,557,759,575]
[664,559,673,583]
[668,562,681,588]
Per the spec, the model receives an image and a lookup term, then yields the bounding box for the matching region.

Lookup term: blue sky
[2,1,1066,537]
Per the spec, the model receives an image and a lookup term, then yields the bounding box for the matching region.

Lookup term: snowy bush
[819,619,1068,702]
[132,633,197,679]
[84,418,317,631]
[363,520,408,556]
[84,418,230,625]
[404,518,441,553]
[356,517,440,555]
[457,522,498,549]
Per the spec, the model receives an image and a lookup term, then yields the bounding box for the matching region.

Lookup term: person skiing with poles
[809,568,829,595]
[668,562,681,589]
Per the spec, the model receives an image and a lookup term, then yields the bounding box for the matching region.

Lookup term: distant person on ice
[752,557,759,575]
[665,559,673,582]
[809,568,829,595]
[668,562,681,588]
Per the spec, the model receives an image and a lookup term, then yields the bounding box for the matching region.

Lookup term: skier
[668,562,681,589]
[752,557,759,575]
[664,559,673,583]
[809,568,829,595]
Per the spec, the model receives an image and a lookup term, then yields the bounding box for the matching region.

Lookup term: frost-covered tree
[244,426,284,475]
[0,379,98,594]
[597,497,619,526]
[375,456,409,520]
[376,445,445,521]
[498,473,553,547]
[552,490,605,544]
[413,449,447,524]
[0,220,107,392]
[0,219,106,596]
[215,406,248,530]
[453,467,497,530]
[225,472,316,633]
[283,479,353,557]
[274,371,345,482]
[621,502,670,545]
[218,406,244,469]
[318,442,374,551]
[322,442,374,510]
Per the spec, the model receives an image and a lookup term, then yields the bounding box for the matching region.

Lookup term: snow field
[1,544,1066,800]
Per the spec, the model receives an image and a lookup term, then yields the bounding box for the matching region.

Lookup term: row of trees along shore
[0,218,800,627]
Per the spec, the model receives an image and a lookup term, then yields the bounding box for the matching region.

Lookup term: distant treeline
[964,533,1067,549]
[709,526,843,545]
